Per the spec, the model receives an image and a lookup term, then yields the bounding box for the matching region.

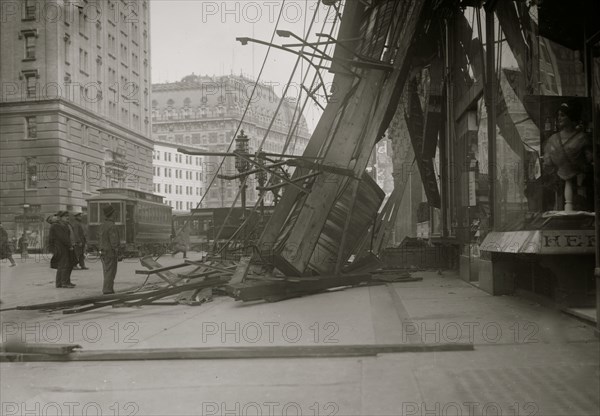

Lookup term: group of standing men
[46,205,120,294]
[3,205,122,294]
[47,211,88,288]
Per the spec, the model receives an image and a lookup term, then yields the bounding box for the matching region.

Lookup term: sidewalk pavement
[0,254,598,415]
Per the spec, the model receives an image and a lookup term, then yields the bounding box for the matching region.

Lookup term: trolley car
[86,188,173,256]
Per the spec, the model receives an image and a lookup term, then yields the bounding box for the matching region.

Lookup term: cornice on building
[0,98,154,147]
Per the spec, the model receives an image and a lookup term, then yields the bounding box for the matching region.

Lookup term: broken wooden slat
[184,260,235,275]
[15,277,230,314]
[229,256,252,285]
[139,256,184,286]
[1,343,82,356]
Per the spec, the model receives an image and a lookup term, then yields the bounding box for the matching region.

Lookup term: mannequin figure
[542,102,593,211]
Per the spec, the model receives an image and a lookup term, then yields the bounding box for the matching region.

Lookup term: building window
[21,70,38,98]
[26,159,37,189]
[96,22,102,46]
[66,158,73,190]
[79,48,89,73]
[25,116,37,139]
[79,9,88,37]
[20,30,38,60]
[82,125,89,146]
[82,162,90,193]
[64,33,71,64]
[23,0,36,20]
[120,43,128,64]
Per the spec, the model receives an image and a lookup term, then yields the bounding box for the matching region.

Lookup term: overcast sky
[150,0,341,131]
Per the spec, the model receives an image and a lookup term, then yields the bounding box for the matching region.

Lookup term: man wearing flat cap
[100,205,121,294]
[49,210,76,288]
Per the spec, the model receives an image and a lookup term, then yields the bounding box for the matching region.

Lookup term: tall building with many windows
[152,144,204,212]
[151,74,311,210]
[0,0,153,247]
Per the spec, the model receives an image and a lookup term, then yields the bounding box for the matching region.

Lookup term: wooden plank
[455,13,525,158]
[135,262,189,274]
[229,256,251,285]
[1,343,81,356]
[16,277,230,313]
[229,273,373,302]
[405,79,441,208]
[0,343,474,363]
[372,184,407,253]
[63,277,230,314]
[495,2,539,94]
[335,179,361,274]
[139,256,181,286]
[184,260,235,275]
[422,61,444,159]
[454,79,484,121]
[257,75,355,248]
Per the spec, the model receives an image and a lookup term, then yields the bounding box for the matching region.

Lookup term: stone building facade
[151,74,311,210]
[0,0,153,248]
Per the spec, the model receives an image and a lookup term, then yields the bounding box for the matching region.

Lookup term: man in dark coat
[71,213,88,270]
[0,222,17,267]
[18,233,29,259]
[100,205,121,294]
[49,211,76,288]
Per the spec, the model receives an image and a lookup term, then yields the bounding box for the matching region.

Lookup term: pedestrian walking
[18,233,29,259]
[0,222,17,267]
[100,205,121,294]
[49,211,76,288]
[71,212,88,270]
[171,224,190,259]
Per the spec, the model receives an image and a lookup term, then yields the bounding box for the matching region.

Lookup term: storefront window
[495,2,594,232]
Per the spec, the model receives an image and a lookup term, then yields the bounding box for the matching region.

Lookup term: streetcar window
[89,202,99,223]
[99,202,122,223]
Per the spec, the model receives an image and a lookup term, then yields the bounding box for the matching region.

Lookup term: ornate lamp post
[234,130,250,219]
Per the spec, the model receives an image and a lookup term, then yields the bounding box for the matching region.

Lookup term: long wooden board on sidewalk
[0,342,474,363]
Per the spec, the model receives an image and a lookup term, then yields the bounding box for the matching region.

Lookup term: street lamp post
[234,130,250,220]
[256,152,267,225]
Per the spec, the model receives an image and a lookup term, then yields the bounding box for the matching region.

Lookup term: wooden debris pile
[13,276,230,314]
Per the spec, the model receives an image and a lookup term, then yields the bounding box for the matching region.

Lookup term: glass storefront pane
[488,1,595,230]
